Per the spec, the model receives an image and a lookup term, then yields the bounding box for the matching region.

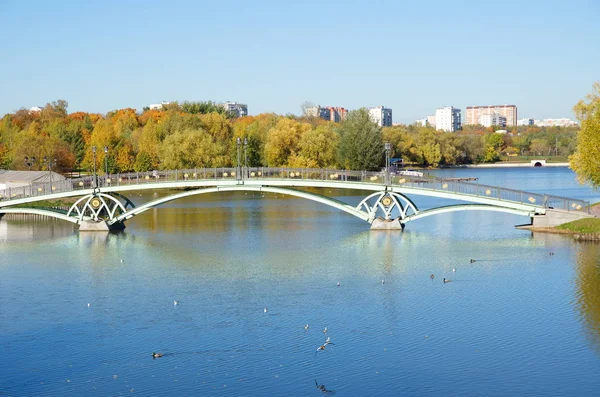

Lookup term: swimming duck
[443,278,451,283]
[173,300,179,306]
[323,327,328,333]
[152,352,163,358]
[305,324,309,330]
[430,274,435,280]
[264,307,268,313]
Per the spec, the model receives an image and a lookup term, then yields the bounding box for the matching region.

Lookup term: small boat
[398,169,424,177]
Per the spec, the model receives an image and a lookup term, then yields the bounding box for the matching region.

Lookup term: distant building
[305,106,331,121]
[222,101,248,118]
[415,118,428,127]
[368,106,393,127]
[435,106,461,132]
[495,129,508,134]
[534,118,578,127]
[479,113,507,128]
[326,106,348,122]
[465,105,517,126]
[517,118,534,126]
[148,101,170,110]
[427,115,437,128]
[29,106,43,113]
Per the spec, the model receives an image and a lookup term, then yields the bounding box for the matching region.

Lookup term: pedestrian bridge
[0,167,592,231]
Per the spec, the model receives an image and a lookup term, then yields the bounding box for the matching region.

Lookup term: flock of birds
[91,253,555,393]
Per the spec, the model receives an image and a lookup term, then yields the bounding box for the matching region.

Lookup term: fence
[0,168,591,213]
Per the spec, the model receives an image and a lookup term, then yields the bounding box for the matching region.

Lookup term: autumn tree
[570,82,600,187]
[264,118,312,166]
[337,109,384,170]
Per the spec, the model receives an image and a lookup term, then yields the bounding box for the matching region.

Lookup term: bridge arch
[0,207,82,224]
[111,186,371,225]
[402,204,534,223]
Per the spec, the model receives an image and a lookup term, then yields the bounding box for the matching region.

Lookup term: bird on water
[443,278,451,283]
[152,352,163,358]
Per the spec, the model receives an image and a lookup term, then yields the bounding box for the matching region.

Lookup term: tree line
[0,100,580,174]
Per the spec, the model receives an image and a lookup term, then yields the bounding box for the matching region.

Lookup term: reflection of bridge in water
[0,167,593,231]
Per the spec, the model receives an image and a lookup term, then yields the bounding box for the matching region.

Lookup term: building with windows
[479,113,507,128]
[533,118,578,127]
[465,105,517,126]
[306,106,347,122]
[327,107,348,122]
[368,106,393,127]
[517,118,534,126]
[415,118,428,127]
[148,101,170,110]
[435,106,461,132]
[427,115,436,128]
[222,101,248,118]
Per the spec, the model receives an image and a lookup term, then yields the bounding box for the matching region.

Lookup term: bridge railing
[0,167,591,214]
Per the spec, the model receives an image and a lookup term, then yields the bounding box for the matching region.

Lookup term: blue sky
[1,0,598,123]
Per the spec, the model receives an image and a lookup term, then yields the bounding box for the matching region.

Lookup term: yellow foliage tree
[264,118,312,166]
[570,82,600,187]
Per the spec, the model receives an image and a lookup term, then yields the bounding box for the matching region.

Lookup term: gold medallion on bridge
[381,195,393,207]
[91,198,102,209]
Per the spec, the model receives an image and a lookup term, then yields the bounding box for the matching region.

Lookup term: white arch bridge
[0,167,593,231]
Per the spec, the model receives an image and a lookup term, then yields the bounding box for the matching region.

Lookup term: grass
[12,198,77,209]
[555,218,600,234]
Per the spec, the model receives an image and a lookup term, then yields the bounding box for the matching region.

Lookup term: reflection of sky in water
[1,168,600,396]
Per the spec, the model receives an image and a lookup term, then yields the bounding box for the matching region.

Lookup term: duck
[549,252,555,256]
[443,278,451,283]
[304,324,309,331]
[264,307,268,313]
[87,303,91,307]
[381,279,385,284]
[452,267,456,272]
[323,327,328,333]
[173,300,179,306]
[337,282,340,287]
[152,352,163,358]
[470,259,476,263]
[325,337,331,344]
[430,274,435,280]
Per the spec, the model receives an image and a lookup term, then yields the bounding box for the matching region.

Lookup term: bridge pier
[370,218,404,230]
[79,220,125,232]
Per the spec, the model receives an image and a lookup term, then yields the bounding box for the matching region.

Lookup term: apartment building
[222,101,248,118]
[435,106,461,132]
[368,106,393,127]
[465,105,517,126]
[479,113,507,128]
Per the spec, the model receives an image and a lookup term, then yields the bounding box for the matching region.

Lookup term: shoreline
[441,162,570,169]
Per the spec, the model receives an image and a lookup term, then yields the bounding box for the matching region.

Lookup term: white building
[534,118,578,127]
[148,101,170,110]
[517,118,534,126]
[415,118,428,127]
[29,106,43,113]
[435,106,461,132]
[427,115,436,128]
[222,101,248,118]
[368,106,392,127]
[479,113,507,128]
[306,106,331,120]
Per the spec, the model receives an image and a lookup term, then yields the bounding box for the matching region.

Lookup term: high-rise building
[517,118,534,126]
[415,118,428,127]
[327,107,348,122]
[368,106,393,127]
[479,113,507,128]
[465,105,517,127]
[427,115,437,128]
[435,106,461,132]
[222,101,248,118]
[305,106,331,120]
[534,118,578,127]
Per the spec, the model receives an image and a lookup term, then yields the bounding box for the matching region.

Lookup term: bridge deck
[0,167,590,214]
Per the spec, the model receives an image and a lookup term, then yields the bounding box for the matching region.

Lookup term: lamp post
[243,137,248,178]
[92,146,98,189]
[45,157,57,189]
[24,156,36,171]
[104,146,109,176]
[384,142,392,185]
[236,137,242,181]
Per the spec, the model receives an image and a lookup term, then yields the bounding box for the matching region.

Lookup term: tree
[530,138,548,156]
[264,118,311,166]
[337,109,384,170]
[570,82,600,187]
[298,124,339,167]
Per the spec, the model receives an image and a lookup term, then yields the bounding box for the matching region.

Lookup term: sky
[1,0,599,123]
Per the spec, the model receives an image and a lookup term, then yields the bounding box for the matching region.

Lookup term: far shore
[439,162,570,169]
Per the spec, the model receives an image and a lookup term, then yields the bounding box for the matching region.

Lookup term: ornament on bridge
[528,197,536,203]
[485,189,492,195]
[357,191,418,222]
[67,193,135,222]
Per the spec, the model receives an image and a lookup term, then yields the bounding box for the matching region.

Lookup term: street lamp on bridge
[92,146,98,189]
[236,137,242,181]
[243,137,248,178]
[43,157,57,189]
[104,146,109,175]
[24,156,36,171]
[385,142,392,185]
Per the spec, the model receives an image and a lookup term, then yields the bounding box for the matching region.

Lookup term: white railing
[0,167,591,213]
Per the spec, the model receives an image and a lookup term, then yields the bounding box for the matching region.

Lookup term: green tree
[298,124,339,167]
[264,118,311,166]
[570,82,600,187]
[337,109,383,170]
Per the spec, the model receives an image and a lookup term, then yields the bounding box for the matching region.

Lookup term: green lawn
[555,218,600,233]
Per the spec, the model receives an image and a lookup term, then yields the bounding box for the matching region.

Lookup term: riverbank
[443,162,570,169]
[519,217,600,241]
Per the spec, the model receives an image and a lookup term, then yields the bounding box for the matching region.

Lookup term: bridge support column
[79,220,125,232]
[370,217,404,230]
